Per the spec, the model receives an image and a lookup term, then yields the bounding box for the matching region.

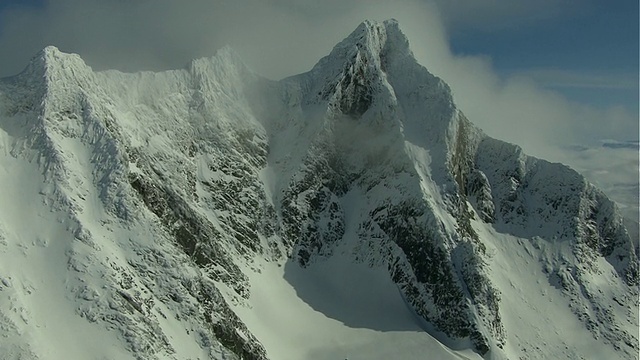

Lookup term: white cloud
[510,68,638,90]
[558,145,639,221]
[398,19,638,219]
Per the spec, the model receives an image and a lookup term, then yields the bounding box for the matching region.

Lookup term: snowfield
[230,256,482,360]
[0,20,637,360]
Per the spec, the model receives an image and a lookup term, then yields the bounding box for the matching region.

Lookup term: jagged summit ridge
[24,45,90,83]
[0,19,637,360]
[311,19,398,74]
[294,19,411,117]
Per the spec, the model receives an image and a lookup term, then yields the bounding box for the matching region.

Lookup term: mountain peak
[316,19,411,72]
[342,19,408,56]
[297,19,416,117]
[40,45,62,56]
[17,45,89,84]
[33,46,87,70]
[344,19,396,54]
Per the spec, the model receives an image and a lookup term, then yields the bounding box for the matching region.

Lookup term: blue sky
[446,0,639,114]
[0,0,42,13]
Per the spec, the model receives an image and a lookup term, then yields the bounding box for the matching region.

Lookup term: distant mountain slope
[0,20,637,360]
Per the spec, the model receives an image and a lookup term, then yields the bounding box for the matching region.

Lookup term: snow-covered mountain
[0,20,637,360]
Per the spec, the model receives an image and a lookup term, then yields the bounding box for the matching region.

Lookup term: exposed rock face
[466,169,495,223]
[0,20,637,360]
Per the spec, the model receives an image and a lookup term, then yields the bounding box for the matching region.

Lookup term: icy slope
[0,19,637,360]
[0,46,270,360]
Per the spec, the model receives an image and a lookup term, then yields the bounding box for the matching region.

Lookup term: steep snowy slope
[0,20,637,360]
[0,46,270,360]
[259,20,638,358]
